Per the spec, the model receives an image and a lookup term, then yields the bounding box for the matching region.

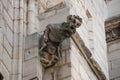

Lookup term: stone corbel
[39,15,82,68]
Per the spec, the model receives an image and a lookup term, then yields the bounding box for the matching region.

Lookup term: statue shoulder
[46,23,62,30]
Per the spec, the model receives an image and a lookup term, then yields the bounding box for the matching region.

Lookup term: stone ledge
[39,7,68,21]
[72,32,107,80]
[105,17,120,29]
[106,23,120,43]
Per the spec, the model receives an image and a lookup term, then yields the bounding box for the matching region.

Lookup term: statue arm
[39,24,52,53]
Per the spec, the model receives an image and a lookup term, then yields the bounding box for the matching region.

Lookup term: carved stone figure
[39,15,82,68]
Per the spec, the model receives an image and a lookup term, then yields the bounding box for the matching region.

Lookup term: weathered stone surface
[108,50,120,60]
[115,77,120,80]
[14,8,19,20]
[39,8,69,31]
[107,39,120,80]
[1,0,8,10]
[58,64,71,79]
[24,47,39,60]
[23,73,40,80]
[106,15,120,80]
[11,59,19,75]
[7,1,13,19]
[39,15,82,68]
[61,38,70,50]
[3,9,13,29]
[0,45,3,60]
[0,2,3,14]
[63,77,72,80]
[23,57,42,77]
[112,59,120,69]
[39,0,65,13]
[107,0,120,19]
[109,68,120,79]
[2,49,12,73]
[0,0,108,80]
[25,32,40,49]
[6,26,13,46]
[108,42,120,53]
[4,37,12,57]
[24,33,43,80]
[0,62,10,80]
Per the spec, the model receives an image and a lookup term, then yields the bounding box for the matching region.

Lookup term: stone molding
[105,17,120,28]
[72,32,106,80]
[44,2,66,13]
[105,18,120,43]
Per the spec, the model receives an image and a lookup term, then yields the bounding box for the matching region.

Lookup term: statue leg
[47,55,59,66]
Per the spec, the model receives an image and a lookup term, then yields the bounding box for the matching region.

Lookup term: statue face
[47,43,56,54]
[67,15,82,28]
[62,15,82,37]
[62,25,76,38]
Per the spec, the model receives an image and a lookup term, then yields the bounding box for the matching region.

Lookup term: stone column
[27,0,36,35]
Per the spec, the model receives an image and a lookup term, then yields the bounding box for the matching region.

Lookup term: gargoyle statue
[39,15,82,68]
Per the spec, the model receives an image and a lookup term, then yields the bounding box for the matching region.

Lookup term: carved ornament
[39,15,82,68]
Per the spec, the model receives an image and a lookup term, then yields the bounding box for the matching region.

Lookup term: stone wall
[0,0,14,80]
[107,0,120,20]
[108,39,120,80]
[106,0,120,79]
[37,0,108,78]
[23,33,42,80]
[0,0,26,80]
[106,19,120,80]
[42,38,99,80]
[67,0,108,79]
[0,0,108,80]
[70,39,98,80]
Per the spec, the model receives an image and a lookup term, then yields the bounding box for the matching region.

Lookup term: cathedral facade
[0,0,109,80]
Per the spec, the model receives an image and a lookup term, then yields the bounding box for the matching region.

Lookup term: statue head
[62,15,82,38]
[67,15,82,28]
